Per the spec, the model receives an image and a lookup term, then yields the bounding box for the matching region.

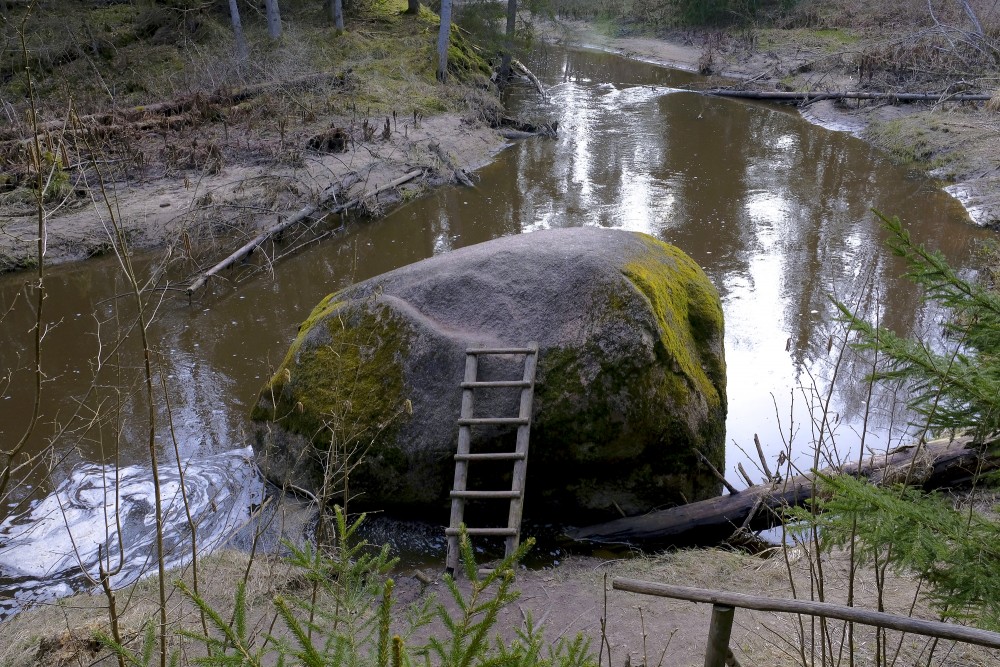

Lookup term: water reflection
[492,46,988,480]
[0,47,992,541]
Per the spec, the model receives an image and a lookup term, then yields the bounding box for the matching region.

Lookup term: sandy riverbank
[0,110,508,275]
[0,0,511,276]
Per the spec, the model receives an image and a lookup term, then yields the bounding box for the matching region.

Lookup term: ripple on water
[0,447,263,620]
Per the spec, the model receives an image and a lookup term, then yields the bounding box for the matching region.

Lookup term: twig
[186,169,423,296]
[754,434,774,481]
[736,462,754,487]
[693,448,740,495]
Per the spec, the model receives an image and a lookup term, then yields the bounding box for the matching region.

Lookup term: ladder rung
[455,452,525,461]
[467,347,537,355]
[451,490,521,499]
[461,380,532,388]
[445,527,518,536]
[457,418,529,426]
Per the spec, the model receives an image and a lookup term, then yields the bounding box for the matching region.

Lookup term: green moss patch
[622,233,725,412]
[252,294,411,453]
[447,27,493,82]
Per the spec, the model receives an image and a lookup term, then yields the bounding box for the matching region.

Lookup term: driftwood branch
[186,169,423,296]
[512,58,547,100]
[613,579,1000,651]
[567,435,998,547]
[496,115,559,140]
[429,141,474,187]
[958,0,985,37]
[704,89,993,104]
[693,448,739,495]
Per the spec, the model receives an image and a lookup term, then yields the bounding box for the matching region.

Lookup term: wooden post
[704,604,735,667]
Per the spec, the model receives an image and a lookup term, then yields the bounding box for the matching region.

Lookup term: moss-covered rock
[252,227,726,520]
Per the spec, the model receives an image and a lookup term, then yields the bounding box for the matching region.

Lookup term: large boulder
[251,227,726,521]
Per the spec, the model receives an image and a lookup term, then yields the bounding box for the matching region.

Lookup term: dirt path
[4,547,1000,667]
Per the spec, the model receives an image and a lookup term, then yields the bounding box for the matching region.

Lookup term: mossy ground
[1,0,491,117]
[864,111,993,180]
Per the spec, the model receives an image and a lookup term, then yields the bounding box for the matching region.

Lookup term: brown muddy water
[0,46,995,614]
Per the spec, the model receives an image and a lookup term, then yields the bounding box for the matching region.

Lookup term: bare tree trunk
[405,0,420,14]
[228,0,248,60]
[958,0,985,36]
[437,0,452,82]
[500,0,517,79]
[330,0,344,31]
[264,0,282,39]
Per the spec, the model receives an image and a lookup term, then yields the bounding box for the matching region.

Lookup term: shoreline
[6,18,996,277]
[541,18,1000,229]
[4,20,1000,664]
[0,111,510,276]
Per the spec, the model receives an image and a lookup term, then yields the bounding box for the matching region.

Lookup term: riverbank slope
[0,0,508,274]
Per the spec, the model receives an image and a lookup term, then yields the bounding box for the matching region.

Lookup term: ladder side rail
[446,352,479,573]
[506,342,539,556]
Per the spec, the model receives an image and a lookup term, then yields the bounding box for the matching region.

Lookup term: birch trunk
[331,0,344,31]
[958,0,985,36]
[227,0,248,60]
[264,0,282,39]
[436,0,452,82]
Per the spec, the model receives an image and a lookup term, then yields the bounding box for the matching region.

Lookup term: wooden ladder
[445,343,539,575]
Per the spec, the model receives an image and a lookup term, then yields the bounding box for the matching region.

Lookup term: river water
[0,46,994,615]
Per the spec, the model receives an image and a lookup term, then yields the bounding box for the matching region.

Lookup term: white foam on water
[0,447,263,619]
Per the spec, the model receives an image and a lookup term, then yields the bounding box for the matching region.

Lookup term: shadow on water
[0,45,995,611]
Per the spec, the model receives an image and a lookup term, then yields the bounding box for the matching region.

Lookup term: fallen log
[566,435,999,547]
[704,89,994,104]
[495,115,559,140]
[186,169,423,297]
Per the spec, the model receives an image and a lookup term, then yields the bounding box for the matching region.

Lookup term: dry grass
[8,543,999,667]
[600,545,1000,666]
[0,549,299,667]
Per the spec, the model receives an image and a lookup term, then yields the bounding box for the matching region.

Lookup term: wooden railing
[612,578,1000,667]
